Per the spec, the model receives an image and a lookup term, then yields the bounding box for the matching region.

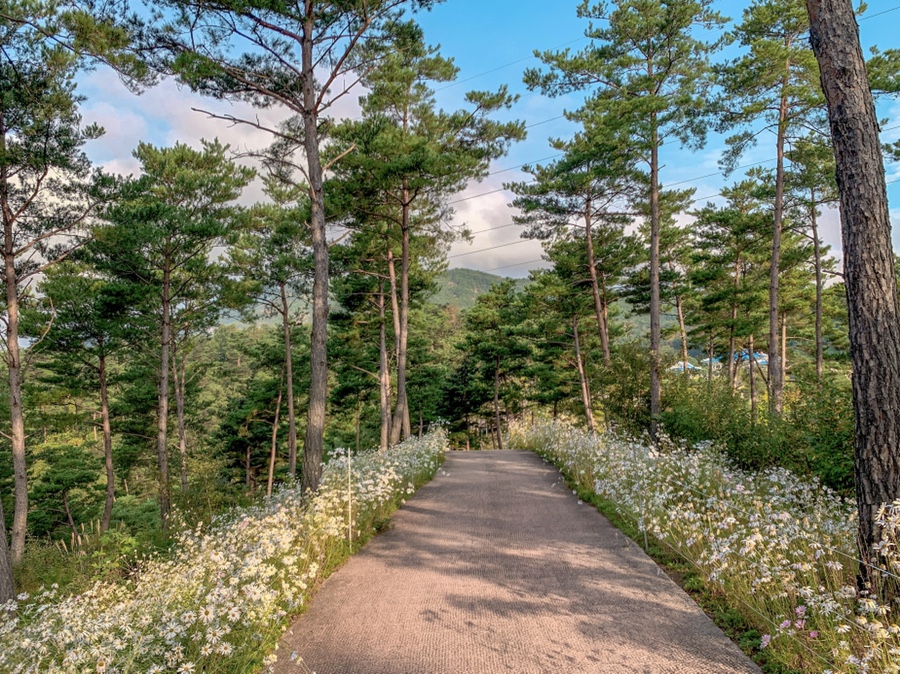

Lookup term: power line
[860,5,900,20]
[435,37,589,92]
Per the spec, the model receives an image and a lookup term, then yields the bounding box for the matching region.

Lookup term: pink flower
[760,634,772,649]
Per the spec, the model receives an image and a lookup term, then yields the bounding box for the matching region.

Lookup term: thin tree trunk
[585,203,611,366]
[649,115,662,442]
[387,247,401,363]
[768,69,791,416]
[1,106,27,569]
[356,395,362,453]
[3,246,26,564]
[378,282,392,452]
[573,315,596,432]
[173,339,188,494]
[0,497,12,602]
[157,266,172,529]
[281,282,298,476]
[811,195,824,381]
[808,0,900,587]
[729,260,740,389]
[749,335,757,425]
[391,193,412,444]
[494,356,503,450]
[99,355,115,533]
[62,491,78,539]
[781,314,788,389]
[676,294,689,376]
[301,7,329,494]
[267,367,285,498]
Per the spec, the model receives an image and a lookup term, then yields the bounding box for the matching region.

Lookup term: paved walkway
[275,450,761,674]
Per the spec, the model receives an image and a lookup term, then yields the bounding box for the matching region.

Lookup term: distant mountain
[429,268,528,311]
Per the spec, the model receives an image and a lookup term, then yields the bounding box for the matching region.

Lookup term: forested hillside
[429,269,528,310]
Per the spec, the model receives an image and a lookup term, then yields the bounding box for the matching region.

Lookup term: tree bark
[378,283,391,452]
[749,335,758,425]
[585,201,611,366]
[573,315,596,432]
[173,339,188,494]
[301,4,329,494]
[768,68,791,416]
[281,282,298,476]
[99,354,115,533]
[267,367,285,498]
[729,259,740,389]
[807,0,900,587]
[3,221,27,564]
[649,115,662,443]
[157,265,172,528]
[391,190,412,444]
[676,293,689,376]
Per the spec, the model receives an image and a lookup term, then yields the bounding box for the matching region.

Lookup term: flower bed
[510,422,900,674]
[0,431,446,674]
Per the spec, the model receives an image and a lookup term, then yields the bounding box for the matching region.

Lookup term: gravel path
[275,450,761,673]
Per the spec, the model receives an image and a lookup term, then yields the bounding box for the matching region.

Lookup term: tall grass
[511,422,900,674]
[0,431,446,674]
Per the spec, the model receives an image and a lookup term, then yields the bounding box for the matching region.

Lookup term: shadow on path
[274,450,761,674]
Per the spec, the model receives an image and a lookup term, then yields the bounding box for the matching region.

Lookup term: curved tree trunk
[391,206,412,444]
[267,367,285,498]
[807,0,900,588]
[378,283,392,452]
[494,356,503,450]
[173,340,189,494]
[584,202,611,366]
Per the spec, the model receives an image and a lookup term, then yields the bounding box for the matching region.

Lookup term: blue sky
[78,1,900,277]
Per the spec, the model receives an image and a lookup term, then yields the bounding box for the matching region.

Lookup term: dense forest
[1,0,900,615]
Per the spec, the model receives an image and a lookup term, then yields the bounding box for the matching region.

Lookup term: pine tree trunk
[807,0,900,587]
[573,315,596,432]
[585,203,611,366]
[99,354,115,534]
[676,294,689,376]
[494,357,503,450]
[749,335,757,425]
[281,282,298,476]
[781,314,788,388]
[173,340,188,494]
[157,265,172,529]
[301,8,328,494]
[0,497,12,602]
[729,260,740,389]
[378,283,391,452]
[649,117,662,442]
[391,192,412,444]
[3,236,27,564]
[768,70,791,416]
[267,367,285,498]
[63,491,78,539]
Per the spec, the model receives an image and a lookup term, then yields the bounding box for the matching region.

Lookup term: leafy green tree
[25,262,144,532]
[525,0,725,440]
[333,21,523,444]
[508,128,639,366]
[688,181,770,392]
[715,0,824,415]
[228,179,311,477]
[90,140,253,527]
[785,135,838,380]
[156,0,439,494]
[458,281,531,449]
